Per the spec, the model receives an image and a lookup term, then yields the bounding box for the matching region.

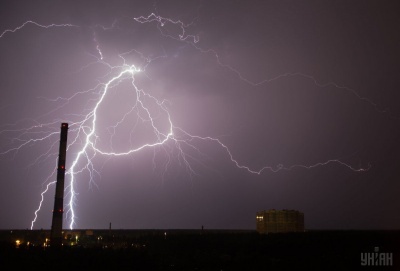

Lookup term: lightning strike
[0,20,78,38]
[134,14,388,114]
[0,15,372,230]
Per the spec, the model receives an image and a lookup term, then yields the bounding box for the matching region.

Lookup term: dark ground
[0,230,398,270]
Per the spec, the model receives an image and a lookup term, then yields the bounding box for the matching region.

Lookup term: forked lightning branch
[0,15,370,230]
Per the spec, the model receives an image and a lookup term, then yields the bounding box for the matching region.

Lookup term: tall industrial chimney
[50,123,68,248]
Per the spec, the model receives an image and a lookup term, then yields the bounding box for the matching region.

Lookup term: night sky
[0,0,399,231]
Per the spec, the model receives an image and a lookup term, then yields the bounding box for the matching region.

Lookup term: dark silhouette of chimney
[50,123,68,248]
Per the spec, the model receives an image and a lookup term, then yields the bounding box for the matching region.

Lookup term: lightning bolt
[134,13,389,114]
[0,16,372,230]
[0,20,78,38]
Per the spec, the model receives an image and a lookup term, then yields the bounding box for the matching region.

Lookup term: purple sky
[0,0,399,230]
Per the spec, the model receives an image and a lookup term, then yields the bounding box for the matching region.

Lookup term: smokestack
[50,123,68,248]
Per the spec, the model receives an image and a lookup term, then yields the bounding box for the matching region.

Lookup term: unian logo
[361,247,393,266]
